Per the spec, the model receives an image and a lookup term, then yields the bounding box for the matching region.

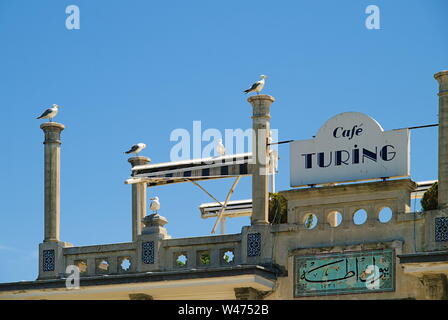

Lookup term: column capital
[40,122,65,144]
[247,95,275,119]
[40,122,65,133]
[435,71,448,96]
[247,94,275,104]
[128,156,151,167]
[434,70,448,81]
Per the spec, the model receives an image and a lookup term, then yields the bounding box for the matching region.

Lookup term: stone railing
[63,242,137,277]
[43,208,448,280]
[37,210,271,280]
[157,234,242,270]
[59,234,243,277]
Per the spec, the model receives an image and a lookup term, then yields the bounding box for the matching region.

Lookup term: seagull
[124,143,146,155]
[243,75,267,95]
[149,196,160,214]
[36,104,59,122]
[216,138,225,156]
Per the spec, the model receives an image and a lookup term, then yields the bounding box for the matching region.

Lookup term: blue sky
[0,0,446,283]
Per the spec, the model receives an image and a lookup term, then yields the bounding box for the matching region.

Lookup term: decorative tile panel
[142,241,154,264]
[435,217,448,242]
[247,233,261,257]
[43,249,55,272]
[295,249,395,297]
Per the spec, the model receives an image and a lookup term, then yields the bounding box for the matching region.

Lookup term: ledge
[398,250,448,264]
[280,179,417,200]
[64,242,135,255]
[0,265,276,293]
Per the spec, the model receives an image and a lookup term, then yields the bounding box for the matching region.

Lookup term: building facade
[0,71,447,300]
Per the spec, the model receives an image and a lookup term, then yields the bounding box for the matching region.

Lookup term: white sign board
[290,112,410,187]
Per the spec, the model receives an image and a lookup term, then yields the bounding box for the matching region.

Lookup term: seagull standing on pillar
[36,104,59,122]
[124,143,146,155]
[244,75,267,95]
[149,197,160,214]
[216,139,225,156]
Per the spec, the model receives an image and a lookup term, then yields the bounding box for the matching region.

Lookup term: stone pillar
[435,71,448,209]
[128,156,151,241]
[136,213,170,273]
[434,70,448,208]
[248,95,275,225]
[40,122,65,242]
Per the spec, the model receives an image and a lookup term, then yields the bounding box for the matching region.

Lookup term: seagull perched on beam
[36,104,59,122]
[124,143,146,155]
[243,75,267,95]
[149,196,160,214]
[216,139,225,156]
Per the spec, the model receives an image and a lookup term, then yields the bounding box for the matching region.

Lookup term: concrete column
[435,71,448,209]
[137,213,170,273]
[248,95,275,225]
[128,156,151,241]
[40,122,64,242]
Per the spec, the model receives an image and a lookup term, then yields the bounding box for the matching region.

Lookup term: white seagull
[124,143,146,155]
[36,104,59,122]
[216,139,225,156]
[149,196,160,213]
[244,75,267,95]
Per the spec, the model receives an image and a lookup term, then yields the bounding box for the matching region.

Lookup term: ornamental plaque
[294,249,395,297]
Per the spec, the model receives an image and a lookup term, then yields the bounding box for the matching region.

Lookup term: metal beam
[211,176,241,234]
[188,180,224,207]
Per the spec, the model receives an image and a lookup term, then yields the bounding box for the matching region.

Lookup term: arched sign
[290,112,410,187]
